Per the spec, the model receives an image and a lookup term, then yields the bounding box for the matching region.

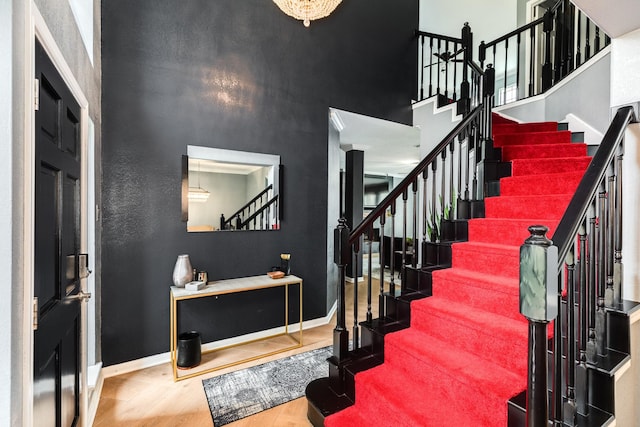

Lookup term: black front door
[33,39,83,427]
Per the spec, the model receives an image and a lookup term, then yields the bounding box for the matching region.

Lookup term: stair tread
[344,353,383,377]
[355,362,509,427]
[433,266,518,291]
[386,328,525,392]
[411,295,528,337]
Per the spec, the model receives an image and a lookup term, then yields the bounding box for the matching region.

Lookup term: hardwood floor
[93,277,382,426]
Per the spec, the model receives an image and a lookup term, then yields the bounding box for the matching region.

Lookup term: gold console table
[170,274,303,381]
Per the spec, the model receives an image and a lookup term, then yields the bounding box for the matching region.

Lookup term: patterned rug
[202,346,331,426]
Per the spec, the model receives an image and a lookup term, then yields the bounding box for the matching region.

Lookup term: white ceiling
[571,0,640,38]
[332,108,421,177]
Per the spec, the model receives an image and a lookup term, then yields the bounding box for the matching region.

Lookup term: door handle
[66,291,92,302]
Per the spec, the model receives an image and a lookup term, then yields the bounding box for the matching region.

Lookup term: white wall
[420,0,517,49]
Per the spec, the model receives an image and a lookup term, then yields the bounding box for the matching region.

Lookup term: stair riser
[441,219,469,242]
[502,143,587,161]
[385,294,412,324]
[408,307,528,374]
[421,241,452,267]
[494,131,571,147]
[451,243,520,278]
[380,348,515,425]
[511,157,591,176]
[493,122,559,135]
[355,367,507,427]
[500,174,583,196]
[431,272,522,322]
[485,195,572,219]
[404,267,435,294]
[467,219,560,246]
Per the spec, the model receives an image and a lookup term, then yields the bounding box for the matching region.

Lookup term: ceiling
[331,108,421,177]
[571,0,640,38]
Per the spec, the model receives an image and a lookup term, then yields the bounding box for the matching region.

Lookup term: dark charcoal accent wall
[101,0,418,365]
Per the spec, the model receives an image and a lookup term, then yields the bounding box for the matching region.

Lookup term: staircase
[325,114,590,426]
[307,107,639,425]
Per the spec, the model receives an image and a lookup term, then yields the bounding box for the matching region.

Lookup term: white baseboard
[102,307,338,378]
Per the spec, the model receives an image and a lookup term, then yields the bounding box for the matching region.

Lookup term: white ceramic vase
[172,254,193,287]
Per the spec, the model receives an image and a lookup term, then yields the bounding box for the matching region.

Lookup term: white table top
[170,274,302,299]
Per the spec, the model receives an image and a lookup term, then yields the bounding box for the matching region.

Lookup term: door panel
[34,39,82,427]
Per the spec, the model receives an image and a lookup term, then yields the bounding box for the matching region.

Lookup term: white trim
[102,305,338,378]
[31,6,92,427]
[412,95,463,123]
[86,363,104,427]
[21,4,35,427]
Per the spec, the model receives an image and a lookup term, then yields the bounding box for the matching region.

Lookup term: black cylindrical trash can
[177,331,201,369]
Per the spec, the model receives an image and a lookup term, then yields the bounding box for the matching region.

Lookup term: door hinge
[34,78,39,111]
[32,297,38,331]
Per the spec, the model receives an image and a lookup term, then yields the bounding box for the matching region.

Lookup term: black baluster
[595,27,601,54]
[412,179,418,268]
[449,141,455,216]
[564,248,577,425]
[444,40,450,102]
[437,38,442,98]
[529,26,535,97]
[516,33,522,101]
[553,268,563,424]
[352,240,360,349]
[422,169,429,251]
[567,3,575,73]
[553,2,562,81]
[586,214,598,363]
[366,227,373,323]
[379,213,386,319]
[431,161,437,241]
[576,11,582,67]
[389,201,396,296]
[585,17,591,61]
[420,34,425,100]
[576,224,589,415]
[453,41,458,102]
[457,133,463,205]
[614,153,623,305]
[401,188,408,286]
[542,9,554,92]
[596,192,607,356]
[429,37,434,98]
[606,175,615,307]
[503,37,509,104]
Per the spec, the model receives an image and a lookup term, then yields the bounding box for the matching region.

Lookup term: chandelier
[273,0,342,27]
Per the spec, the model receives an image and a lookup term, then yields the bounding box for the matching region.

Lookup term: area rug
[203,345,331,426]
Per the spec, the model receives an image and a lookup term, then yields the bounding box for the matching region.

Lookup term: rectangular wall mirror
[183,146,281,232]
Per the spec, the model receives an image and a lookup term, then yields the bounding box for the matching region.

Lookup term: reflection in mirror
[184,146,281,232]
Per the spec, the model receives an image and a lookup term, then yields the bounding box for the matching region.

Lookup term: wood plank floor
[94,276,384,426]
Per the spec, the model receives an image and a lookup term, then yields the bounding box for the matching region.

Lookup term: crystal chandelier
[273,0,342,27]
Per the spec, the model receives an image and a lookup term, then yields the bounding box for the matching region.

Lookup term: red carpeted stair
[325,114,591,426]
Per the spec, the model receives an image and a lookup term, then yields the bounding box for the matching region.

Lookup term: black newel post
[520,225,559,427]
[542,9,554,92]
[458,22,473,116]
[329,218,350,394]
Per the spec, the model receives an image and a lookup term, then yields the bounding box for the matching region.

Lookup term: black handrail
[224,184,273,228]
[349,104,484,244]
[552,106,636,265]
[236,195,278,230]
